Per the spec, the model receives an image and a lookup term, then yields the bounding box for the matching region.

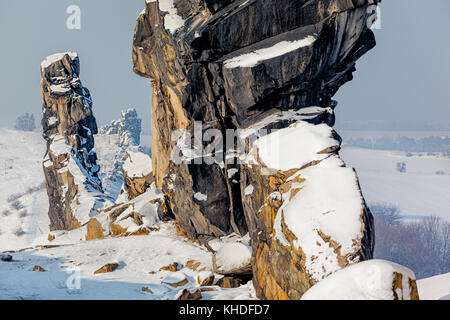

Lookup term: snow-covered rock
[241,117,374,300]
[40,52,108,231]
[100,108,142,148]
[418,272,450,300]
[122,151,154,200]
[212,242,252,275]
[301,260,419,300]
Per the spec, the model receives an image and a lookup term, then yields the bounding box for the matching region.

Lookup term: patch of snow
[239,107,326,140]
[50,135,72,156]
[123,151,152,178]
[244,185,254,196]
[50,83,72,95]
[213,242,251,272]
[224,36,316,68]
[273,156,365,281]
[194,192,207,202]
[198,270,213,283]
[227,168,238,178]
[41,52,78,71]
[67,157,106,225]
[253,121,339,171]
[301,260,417,300]
[48,117,57,126]
[153,0,186,34]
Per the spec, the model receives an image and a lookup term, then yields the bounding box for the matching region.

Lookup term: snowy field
[339,130,450,140]
[0,129,49,252]
[0,222,255,300]
[340,146,450,222]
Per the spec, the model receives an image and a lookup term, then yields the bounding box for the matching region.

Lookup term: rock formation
[97,109,143,199]
[40,52,106,231]
[132,0,381,299]
[100,108,142,148]
[84,148,167,240]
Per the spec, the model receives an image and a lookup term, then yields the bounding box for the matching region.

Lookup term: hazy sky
[0,0,449,133]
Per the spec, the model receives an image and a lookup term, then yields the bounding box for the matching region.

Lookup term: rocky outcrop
[40,55,165,241]
[133,0,379,299]
[240,115,374,299]
[133,0,379,244]
[40,52,107,231]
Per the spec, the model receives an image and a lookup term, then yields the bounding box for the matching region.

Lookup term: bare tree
[14,113,36,131]
[372,202,450,278]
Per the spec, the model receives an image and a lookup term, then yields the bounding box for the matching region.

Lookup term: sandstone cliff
[132,0,380,299]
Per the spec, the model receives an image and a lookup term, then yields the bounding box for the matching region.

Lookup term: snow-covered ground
[340,146,450,221]
[0,129,49,252]
[0,222,255,300]
[417,272,450,300]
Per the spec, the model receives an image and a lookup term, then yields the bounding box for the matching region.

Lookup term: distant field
[341,146,450,222]
[339,130,450,140]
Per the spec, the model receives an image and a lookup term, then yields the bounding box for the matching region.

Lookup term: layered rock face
[41,53,105,231]
[240,114,374,299]
[132,0,380,299]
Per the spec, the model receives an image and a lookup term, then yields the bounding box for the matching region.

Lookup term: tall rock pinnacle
[133,0,380,299]
[40,52,105,231]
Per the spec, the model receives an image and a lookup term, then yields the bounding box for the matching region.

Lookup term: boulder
[32,265,46,272]
[176,289,202,301]
[162,273,189,288]
[212,242,252,276]
[94,263,119,274]
[122,151,154,200]
[159,262,180,272]
[216,276,242,289]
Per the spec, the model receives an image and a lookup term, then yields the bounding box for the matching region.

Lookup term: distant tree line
[347,136,450,156]
[371,203,450,279]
